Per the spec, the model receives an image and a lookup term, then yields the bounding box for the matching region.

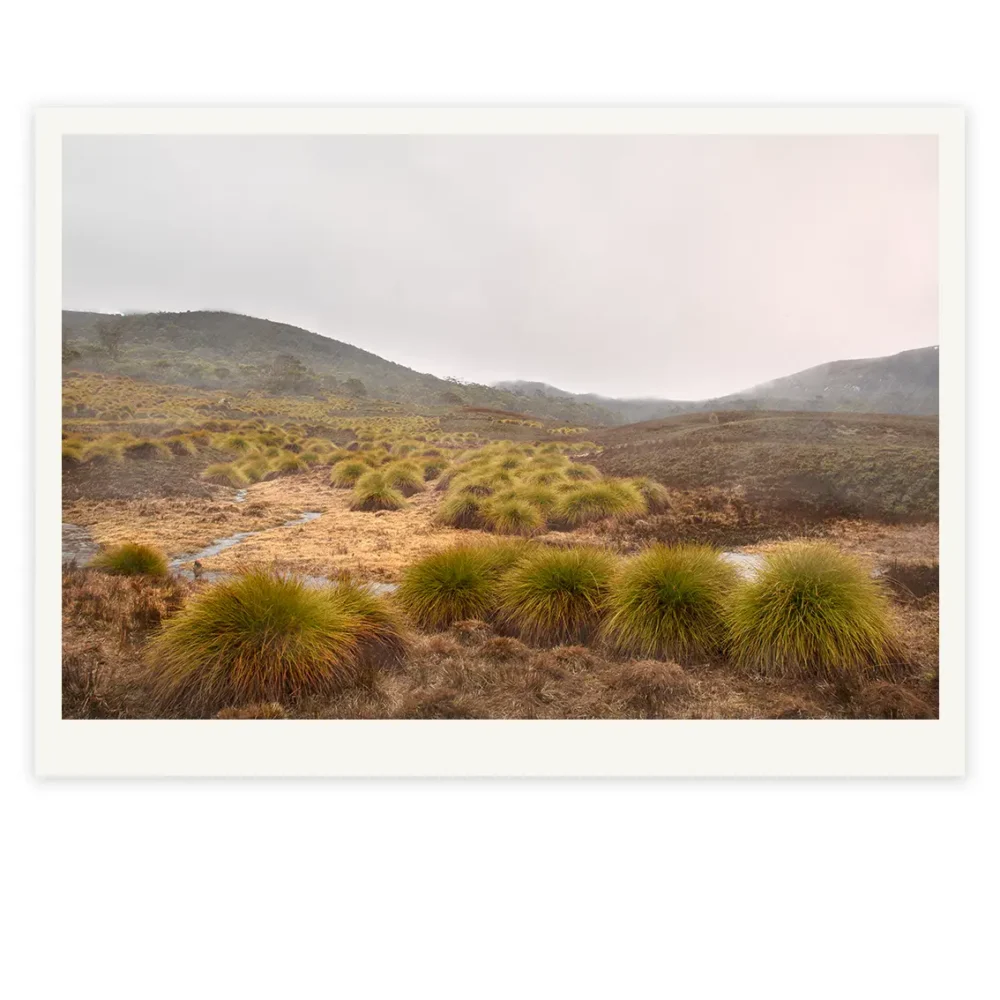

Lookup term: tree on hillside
[96,317,125,360]
[343,377,367,398]
[264,354,317,395]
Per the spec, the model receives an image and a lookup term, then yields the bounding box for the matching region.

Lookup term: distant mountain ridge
[494,345,939,419]
[62,309,938,422]
[60,310,619,425]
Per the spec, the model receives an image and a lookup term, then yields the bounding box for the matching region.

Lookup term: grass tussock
[349,471,407,512]
[601,544,738,662]
[382,461,426,497]
[484,498,545,536]
[396,544,514,629]
[326,579,410,668]
[90,542,169,578]
[498,546,616,645]
[202,462,250,488]
[146,569,397,715]
[725,542,900,681]
[330,459,369,487]
[435,492,489,529]
[551,481,646,528]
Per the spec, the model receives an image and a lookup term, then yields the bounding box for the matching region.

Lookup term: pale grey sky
[63,134,938,399]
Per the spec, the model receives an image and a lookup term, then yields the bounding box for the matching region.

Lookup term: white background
[2,2,995,997]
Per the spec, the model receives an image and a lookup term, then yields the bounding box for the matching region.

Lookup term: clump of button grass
[629,477,673,515]
[724,542,900,681]
[239,457,271,483]
[382,461,425,497]
[422,458,449,481]
[147,569,403,715]
[564,463,600,481]
[498,546,616,645]
[601,545,738,662]
[551,480,646,528]
[484,498,545,536]
[350,471,407,512]
[435,492,489,529]
[396,541,534,629]
[330,459,369,488]
[326,579,410,669]
[202,462,250,488]
[90,542,169,578]
[271,454,306,476]
[123,439,174,461]
[81,439,124,464]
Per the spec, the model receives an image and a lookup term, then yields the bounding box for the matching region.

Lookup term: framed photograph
[36,107,964,776]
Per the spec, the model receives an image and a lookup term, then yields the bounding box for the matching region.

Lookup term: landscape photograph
[59,131,940,722]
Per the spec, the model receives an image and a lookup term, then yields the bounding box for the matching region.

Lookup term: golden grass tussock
[497,546,617,645]
[90,542,170,578]
[146,569,405,715]
[601,544,738,662]
[123,439,174,461]
[629,476,673,514]
[201,462,250,488]
[382,460,426,497]
[434,492,489,530]
[725,542,900,681]
[395,544,508,629]
[330,458,370,487]
[483,497,545,536]
[349,471,407,512]
[550,480,647,528]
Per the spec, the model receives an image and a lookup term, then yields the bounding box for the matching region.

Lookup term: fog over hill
[495,345,939,418]
[62,309,938,422]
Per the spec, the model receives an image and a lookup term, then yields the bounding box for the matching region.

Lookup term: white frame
[36,107,965,777]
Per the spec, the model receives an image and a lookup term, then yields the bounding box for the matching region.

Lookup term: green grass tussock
[382,460,426,497]
[202,462,250,488]
[396,545,512,629]
[330,459,369,488]
[349,471,407,512]
[629,476,673,514]
[434,493,489,529]
[601,544,738,661]
[90,542,169,578]
[484,498,545,536]
[146,569,396,715]
[725,542,899,681]
[551,481,646,528]
[325,580,410,668]
[498,546,616,645]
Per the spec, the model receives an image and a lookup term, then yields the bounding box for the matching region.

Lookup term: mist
[63,134,938,399]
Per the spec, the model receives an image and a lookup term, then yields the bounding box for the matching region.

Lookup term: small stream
[167,511,322,572]
[62,512,400,594]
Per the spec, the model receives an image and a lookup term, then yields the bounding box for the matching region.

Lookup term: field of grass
[62,372,940,720]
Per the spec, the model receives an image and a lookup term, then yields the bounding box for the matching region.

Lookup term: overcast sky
[63,134,937,399]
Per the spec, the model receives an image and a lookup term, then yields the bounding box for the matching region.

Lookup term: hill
[63,309,938,423]
[61,310,618,426]
[590,409,938,533]
[495,345,939,419]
